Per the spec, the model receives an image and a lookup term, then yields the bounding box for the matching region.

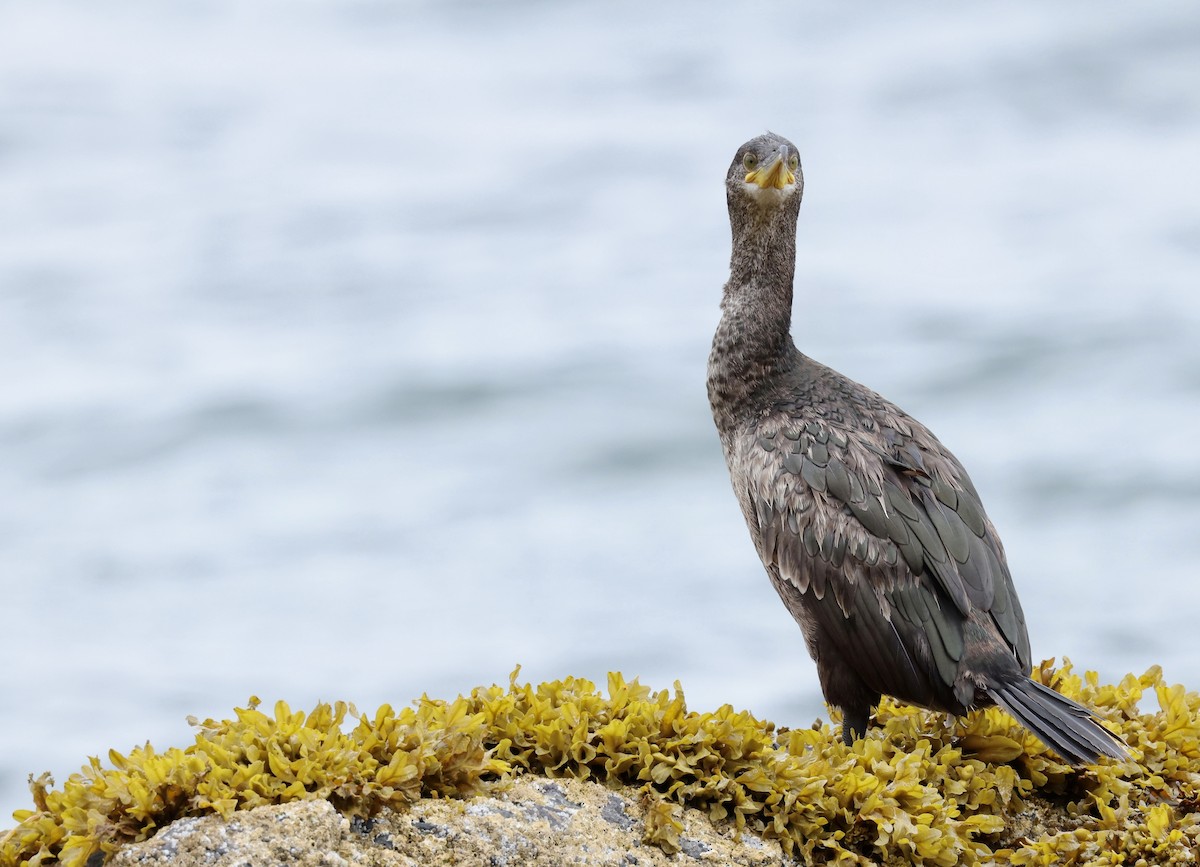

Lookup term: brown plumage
[707,132,1127,765]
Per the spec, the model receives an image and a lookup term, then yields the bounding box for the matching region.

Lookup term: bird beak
[745,151,795,190]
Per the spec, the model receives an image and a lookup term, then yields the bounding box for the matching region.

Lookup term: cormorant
[706,132,1127,766]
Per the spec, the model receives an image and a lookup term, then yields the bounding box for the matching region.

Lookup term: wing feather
[747,413,1030,698]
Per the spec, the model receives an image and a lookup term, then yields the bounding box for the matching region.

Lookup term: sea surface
[1,0,1198,822]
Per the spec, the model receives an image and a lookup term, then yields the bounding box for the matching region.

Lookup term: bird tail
[986,677,1128,766]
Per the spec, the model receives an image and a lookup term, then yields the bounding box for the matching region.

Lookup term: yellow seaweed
[3,660,1199,866]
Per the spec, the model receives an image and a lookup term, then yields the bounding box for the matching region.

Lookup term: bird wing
[744,415,1031,696]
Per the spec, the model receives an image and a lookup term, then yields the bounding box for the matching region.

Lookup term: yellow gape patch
[745,155,795,190]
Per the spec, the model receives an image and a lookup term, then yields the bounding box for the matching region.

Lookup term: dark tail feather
[986,678,1128,766]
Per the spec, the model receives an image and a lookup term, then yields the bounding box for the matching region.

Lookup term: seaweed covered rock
[3,661,1200,866]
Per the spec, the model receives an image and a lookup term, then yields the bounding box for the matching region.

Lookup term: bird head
[726,133,804,229]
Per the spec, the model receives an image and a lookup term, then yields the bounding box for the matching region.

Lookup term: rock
[110,776,797,867]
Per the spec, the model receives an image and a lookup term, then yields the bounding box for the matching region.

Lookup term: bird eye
[788,154,799,171]
[743,153,758,170]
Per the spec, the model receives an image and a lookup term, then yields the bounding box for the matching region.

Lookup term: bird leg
[841,705,872,746]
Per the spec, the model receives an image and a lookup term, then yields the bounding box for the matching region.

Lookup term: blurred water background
[2,0,1198,822]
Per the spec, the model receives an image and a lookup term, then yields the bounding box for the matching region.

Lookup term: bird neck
[708,219,798,425]
[726,214,798,301]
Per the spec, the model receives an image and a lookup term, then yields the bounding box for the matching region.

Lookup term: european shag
[707,132,1127,766]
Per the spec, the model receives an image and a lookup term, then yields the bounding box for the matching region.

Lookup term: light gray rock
[110,776,799,867]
